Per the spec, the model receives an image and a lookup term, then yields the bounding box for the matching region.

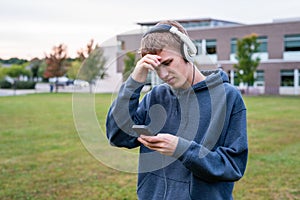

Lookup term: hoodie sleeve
[106,76,146,149]
[172,101,248,182]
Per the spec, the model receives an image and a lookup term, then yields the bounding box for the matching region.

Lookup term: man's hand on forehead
[142,54,161,71]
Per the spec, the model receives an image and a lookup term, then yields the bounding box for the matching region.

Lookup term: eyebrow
[159,58,173,66]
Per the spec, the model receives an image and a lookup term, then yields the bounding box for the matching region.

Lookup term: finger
[138,137,162,149]
[138,137,174,156]
[142,56,161,67]
[135,61,154,72]
[143,54,161,62]
[143,63,155,71]
[139,135,162,143]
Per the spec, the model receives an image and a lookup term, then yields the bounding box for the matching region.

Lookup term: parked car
[73,79,89,87]
[49,76,73,86]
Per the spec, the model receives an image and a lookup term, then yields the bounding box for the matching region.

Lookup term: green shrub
[15,81,36,89]
[0,80,36,89]
[0,80,12,88]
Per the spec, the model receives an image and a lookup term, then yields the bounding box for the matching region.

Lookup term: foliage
[37,60,48,81]
[73,39,108,93]
[0,80,36,89]
[67,60,82,80]
[77,39,98,61]
[44,44,70,92]
[123,52,137,81]
[0,80,12,88]
[0,57,28,65]
[0,67,6,80]
[29,58,43,81]
[77,46,107,93]
[15,81,36,89]
[5,64,31,78]
[43,44,69,79]
[234,33,261,87]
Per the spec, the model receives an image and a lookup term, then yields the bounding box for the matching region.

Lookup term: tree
[64,40,96,83]
[77,39,98,61]
[3,64,32,93]
[234,33,261,94]
[67,60,82,80]
[0,57,28,65]
[0,66,6,80]
[44,44,69,92]
[123,52,137,81]
[77,46,107,93]
[6,64,31,79]
[30,58,42,81]
[37,60,47,81]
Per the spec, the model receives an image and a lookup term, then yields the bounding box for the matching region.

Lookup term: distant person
[106,20,248,199]
[49,83,54,93]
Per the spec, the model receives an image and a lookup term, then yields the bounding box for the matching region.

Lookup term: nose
[158,67,168,79]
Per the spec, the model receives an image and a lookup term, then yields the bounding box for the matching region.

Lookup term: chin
[169,83,185,89]
[167,79,188,89]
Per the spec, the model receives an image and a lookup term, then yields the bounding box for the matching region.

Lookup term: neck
[181,63,206,89]
[190,64,206,86]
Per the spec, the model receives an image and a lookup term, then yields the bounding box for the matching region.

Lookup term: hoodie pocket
[137,173,191,200]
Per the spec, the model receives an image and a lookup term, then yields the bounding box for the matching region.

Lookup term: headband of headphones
[143,24,197,62]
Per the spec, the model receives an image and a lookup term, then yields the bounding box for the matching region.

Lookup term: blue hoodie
[106,70,248,200]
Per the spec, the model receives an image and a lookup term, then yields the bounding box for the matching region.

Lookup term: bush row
[0,80,36,89]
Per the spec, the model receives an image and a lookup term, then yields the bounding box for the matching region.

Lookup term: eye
[161,59,173,67]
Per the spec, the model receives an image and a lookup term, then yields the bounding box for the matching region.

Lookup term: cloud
[1,0,300,59]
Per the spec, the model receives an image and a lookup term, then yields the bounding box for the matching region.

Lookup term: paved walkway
[0,83,90,96]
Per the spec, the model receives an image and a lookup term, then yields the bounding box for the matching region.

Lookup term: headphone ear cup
[182,43,194,63]
[172,28,197,62]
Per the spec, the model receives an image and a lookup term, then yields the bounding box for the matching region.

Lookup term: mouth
[166,77,175,84]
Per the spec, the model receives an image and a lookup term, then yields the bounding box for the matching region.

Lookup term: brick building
[116,18,300,95]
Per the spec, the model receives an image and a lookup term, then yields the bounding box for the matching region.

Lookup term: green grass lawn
[0,93,299,200]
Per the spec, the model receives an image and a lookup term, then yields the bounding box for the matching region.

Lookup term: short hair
[140,20,188,58]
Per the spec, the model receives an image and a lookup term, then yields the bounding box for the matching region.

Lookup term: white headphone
[143,24,197,62]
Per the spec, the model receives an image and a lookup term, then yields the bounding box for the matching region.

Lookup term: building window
[284,34,300,52]
[117,40,125,51]
[281,70,294,86]
[206,39,217,54]
[231,36,267,53]
[231,38,237,54]
[182,21,210,29]
[255,70,265,86]
[257,36,268,52]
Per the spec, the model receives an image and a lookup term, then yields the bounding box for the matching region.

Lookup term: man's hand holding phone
[133,125,179,156]
[132,125,155,136]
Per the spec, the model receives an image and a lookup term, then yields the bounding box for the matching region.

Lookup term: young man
[106,20,248,199]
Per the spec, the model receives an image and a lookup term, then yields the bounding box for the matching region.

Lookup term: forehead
[158,48,182,59]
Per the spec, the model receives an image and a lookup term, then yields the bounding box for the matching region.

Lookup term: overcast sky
[1,0,300,60]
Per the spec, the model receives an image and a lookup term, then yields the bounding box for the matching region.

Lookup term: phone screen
[132,125,154,136]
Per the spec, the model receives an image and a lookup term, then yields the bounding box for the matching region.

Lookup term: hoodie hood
[169,69,229,95]
[193,69,229,92]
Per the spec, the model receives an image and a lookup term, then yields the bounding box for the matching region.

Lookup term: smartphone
[132,125,155,136]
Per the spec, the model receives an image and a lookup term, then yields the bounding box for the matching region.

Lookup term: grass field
[0,93,299,200]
